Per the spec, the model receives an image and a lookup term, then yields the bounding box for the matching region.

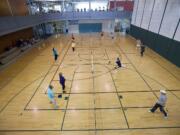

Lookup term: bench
[0,38,41,66]
[0,47,21,65]
[20,44,31,52]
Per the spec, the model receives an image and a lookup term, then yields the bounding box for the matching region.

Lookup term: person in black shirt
[140,44,145,57]
[116,57,122,68]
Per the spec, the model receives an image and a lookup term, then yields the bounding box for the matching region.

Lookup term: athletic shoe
[164,114,168,119]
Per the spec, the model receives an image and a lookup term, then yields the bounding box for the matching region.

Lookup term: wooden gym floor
[0,33,180,135]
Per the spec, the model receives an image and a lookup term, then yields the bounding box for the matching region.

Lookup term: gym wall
[130,25,180,67]
[79,23,102,33]
[0,28,33,53]
[68,20,115,34]
[130,0,180,67]
[0,0,33,54]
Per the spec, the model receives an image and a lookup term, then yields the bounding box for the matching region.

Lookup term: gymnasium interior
[0,0,180,135]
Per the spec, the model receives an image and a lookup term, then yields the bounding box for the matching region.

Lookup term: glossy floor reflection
[0,33,180,135]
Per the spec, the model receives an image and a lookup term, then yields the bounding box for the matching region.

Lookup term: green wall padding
[146,31,157,50]
[154,34,171,59]
[167,40,180,67]
[79,23,102,33]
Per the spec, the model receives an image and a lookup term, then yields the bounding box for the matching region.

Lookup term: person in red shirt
[72,34,75,41]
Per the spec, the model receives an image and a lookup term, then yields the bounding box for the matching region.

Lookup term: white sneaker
[164,114,168,119]
[148,109,152,113]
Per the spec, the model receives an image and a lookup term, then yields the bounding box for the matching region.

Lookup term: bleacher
[0,38,40,65]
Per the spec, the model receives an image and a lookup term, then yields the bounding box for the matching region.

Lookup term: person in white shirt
[71,41,76,52]
[136,39,141,49]
[149,90,168,118]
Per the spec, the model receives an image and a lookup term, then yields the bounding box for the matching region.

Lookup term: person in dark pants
[149,90,168,119]
[116,57,122,68]
[101,32,104,38]
[140,45,145,57]
[71,41,76,52]
[59,73,66,93]
[110,32,114,39]
[72,34,75,42]
[52,48,58,61]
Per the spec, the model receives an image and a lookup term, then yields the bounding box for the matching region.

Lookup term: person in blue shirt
[52,48,58,61]
[116,57,122,68]
[59,73,66,93]
[47,85,58,108]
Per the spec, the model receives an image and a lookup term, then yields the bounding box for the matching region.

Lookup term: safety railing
[0,11,131,36]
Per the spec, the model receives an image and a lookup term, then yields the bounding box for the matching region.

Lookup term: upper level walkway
[0,11,131,36]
